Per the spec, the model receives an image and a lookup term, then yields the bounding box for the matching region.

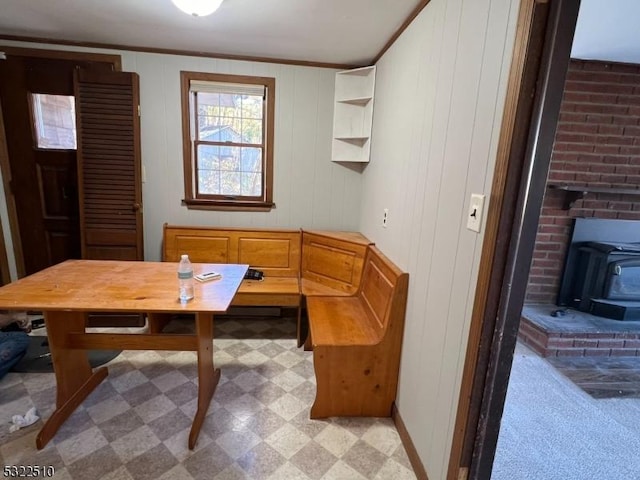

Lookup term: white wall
[360,0,520,478]
[0,41,363,265]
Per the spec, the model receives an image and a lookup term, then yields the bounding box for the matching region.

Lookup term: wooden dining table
[0,259,247,450]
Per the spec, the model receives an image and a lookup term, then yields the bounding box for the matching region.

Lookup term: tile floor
[0,315,416,480]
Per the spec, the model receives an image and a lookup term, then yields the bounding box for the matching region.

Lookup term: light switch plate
[466,194,485,233]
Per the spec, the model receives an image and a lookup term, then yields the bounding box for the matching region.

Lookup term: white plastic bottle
[178,254,194,302]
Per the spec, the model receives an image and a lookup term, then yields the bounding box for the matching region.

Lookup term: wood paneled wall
[129,53,364,259]
[358,0,520,478]
[0,41,363,265]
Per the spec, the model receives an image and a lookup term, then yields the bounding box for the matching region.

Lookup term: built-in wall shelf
[331,65,376,163]
[334,136,369,142]
[336,97,372,106]
[548,184,640,210]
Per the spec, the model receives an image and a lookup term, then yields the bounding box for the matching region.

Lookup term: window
[30,94,77,150]
[180,71,275,210]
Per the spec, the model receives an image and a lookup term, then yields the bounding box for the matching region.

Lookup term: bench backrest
[301,230,372,295]
[162,224,301,278]
[358,246,409,341]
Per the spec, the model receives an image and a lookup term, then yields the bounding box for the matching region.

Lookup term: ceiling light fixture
[171,0,224,17]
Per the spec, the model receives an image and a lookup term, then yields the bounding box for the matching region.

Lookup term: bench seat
[234,277,300,306]
[307,296,379,345]
[308,246,409,418]
[300,279,353,297]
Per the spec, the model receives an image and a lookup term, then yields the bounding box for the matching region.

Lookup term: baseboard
[392,402,429,480]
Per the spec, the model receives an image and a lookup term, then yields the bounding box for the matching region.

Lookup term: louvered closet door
[74,69,143,260]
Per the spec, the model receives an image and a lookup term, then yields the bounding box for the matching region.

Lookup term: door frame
[447,0,582,479]
[0,104,12,285]
[0,46,121,278]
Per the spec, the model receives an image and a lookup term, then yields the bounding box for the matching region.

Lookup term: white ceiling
[571,0,640,64]
[0,0,422,66]
[0,0,637,67]
[571,0,640,63]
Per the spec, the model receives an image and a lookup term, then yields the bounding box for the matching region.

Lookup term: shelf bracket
[548,183,640,210]
[562,190,586,210]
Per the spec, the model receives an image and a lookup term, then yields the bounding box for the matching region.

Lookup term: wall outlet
[383,208,389,228]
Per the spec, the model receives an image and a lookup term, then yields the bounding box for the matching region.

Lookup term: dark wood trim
[0,103,13,284]
[469,1,581,477]
[182,199,275,211]
[392,403,429,480]
[180,71,275,210]
[0,47,122,278]
[447,0,582,479]
[0,35,357,70]
[372,0,433,64]
[265,75,275,207]
[0,45,122,71]
[180,72,194,201]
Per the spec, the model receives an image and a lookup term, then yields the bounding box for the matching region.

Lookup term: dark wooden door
[0,53,116,275]
[74,69,144,260]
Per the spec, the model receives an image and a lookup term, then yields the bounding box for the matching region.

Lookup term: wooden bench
[301,230,372,297]
[149,224,409,418]
[148,224,301,333]
[298,230,372,347]
[307,245,409,418]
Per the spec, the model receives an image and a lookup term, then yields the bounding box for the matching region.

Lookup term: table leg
[36,311,108,449]
[147,312,172,334]
[188,311,220,450]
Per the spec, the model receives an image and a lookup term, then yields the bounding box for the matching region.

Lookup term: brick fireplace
[526,59,640,304]
[519,59,640,357]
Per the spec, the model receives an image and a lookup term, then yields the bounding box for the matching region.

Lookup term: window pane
[240,147,262,173]
[197,145,220,171]
[182,72,274,207]
[241,172,262,196]
[240,95,263,119]
[242,119,262,144]
[219,147,240,172]
[220,172,241,195]
[197,145,220,195]
[241,146,263,196]
[196,144,262,197]
[198,169,220,195]
[195,91,263,146]
[31,94,77,150]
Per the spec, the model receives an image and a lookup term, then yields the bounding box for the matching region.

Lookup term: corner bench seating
[150,223,408,419]
[308,246,409,418]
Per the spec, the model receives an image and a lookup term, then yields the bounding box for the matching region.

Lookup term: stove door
[605,258,640,300]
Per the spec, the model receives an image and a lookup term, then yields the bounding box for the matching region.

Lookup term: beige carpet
[492,342,640,480]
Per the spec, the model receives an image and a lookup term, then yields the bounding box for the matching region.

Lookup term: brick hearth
[519,305,640,357]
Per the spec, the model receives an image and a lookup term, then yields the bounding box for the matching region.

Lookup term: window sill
[182,199,276,212]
